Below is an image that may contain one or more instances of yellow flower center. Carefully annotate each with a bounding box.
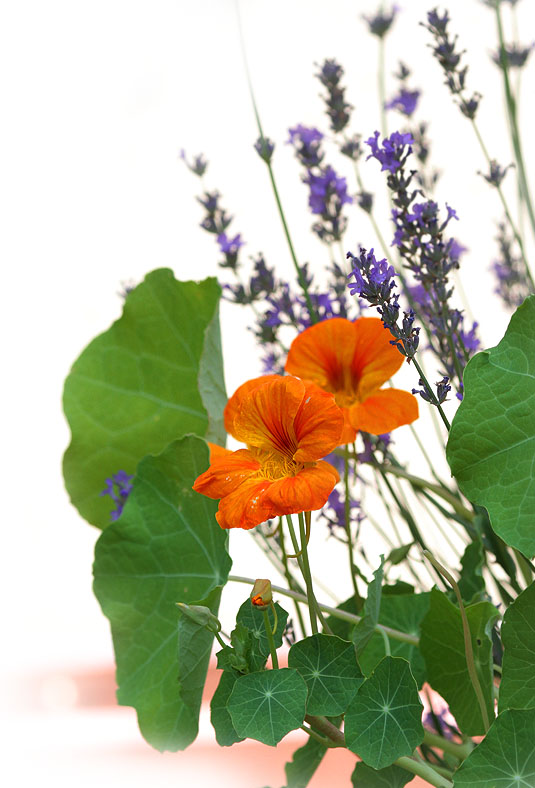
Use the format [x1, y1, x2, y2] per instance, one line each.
[258, 454, 305, 481]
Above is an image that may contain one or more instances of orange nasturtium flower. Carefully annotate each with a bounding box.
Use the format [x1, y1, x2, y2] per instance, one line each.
[193, 375, 344, 530]
[285, 316, 419, 444]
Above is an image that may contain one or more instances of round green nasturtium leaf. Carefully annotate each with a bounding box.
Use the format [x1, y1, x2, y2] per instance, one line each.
[499, 581, 535, 713]
[447, 296, 535, 557]
[63, 270, 226, 528]
[236, 599, 288, 659]
[357, 592, 430, 688]
[210, 671, 244, 747]
[288, 633, 364, 715]
[351, 761, 415, 787]
[344, 656, 423, 770]
[453, 709, 535, 787]
[227, 668, 308, 747]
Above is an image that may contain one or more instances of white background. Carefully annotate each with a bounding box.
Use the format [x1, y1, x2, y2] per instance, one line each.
[2, 0, 534, 785]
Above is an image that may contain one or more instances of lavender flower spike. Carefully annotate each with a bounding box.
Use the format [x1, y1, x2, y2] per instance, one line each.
[366, 130, 415, 173]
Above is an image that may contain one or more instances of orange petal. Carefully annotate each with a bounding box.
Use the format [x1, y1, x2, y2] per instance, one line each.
[353, 317, 404, 401]
[207, 442, 231, 462]
[264, 461, 339, 514]
[229, 376, 305, 456]
[224, 375, 282, 439]
[285, 318, 357, 392]
[339, 408, 357, 445]
[192, 448, 260, 499]
[293, 380, 344, 462]
[348, 388, 419, 435]
[216, 477, 275, 530]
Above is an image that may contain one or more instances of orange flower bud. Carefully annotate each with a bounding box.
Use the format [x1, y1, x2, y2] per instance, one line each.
[250, 578, 273, 609]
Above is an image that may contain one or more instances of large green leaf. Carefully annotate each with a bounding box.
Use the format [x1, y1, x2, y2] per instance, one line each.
[453, 709, 535, 787]
[288, 633, 364, 715]
[447, 296, 535, 557]
[420, 589, 498, 736]
[228, 668, 308, 746]
[499, 581, 535, 713]
[351, 761, 415, 787]
[344, 656, 424, 770]
[458, 538, 486, 604]
[93, 436, 231, 751]
[63, 270, 225, 528]
[284, 736, 328, 788]
[358, 593, 430, 687]
[210, 671, 244, 747]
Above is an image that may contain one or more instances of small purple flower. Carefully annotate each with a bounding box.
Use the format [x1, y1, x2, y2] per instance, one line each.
[287, 124, 325, 168]
[303, 166, 352, 215]
[100, 470, 134, 521]
[347, 248, 396, 300]
[459, 322, 480, 353]
[320, 487, 364, 533]
[362, 4, 399, 38]
[492, 42, 535, 69]
[385, 88, 421, 117]
[254, 136, 275, 163]
[217, 233, 244, 255]
[479, 159, 513, 188]
[179, 149, 208, 177]
[366, 130, 414, 174]
[412, 376, 451, 404]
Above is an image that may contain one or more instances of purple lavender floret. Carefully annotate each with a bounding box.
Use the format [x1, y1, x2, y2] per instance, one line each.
[304, 166, 352, 214]
[362, 4, 399, 38]
[254, 136, 275, 163]
[217, 232, 244, 271]
[385, 88, 421, 117]
[315, 58, 352, 133]
[492, 42, 535, 69]
[179, 149, 208, 177]
[366, 130, 414, 174]
[287, 124, 325, 168]
[100, 470, 134, 521]
[303, 166, 352, 242]
[412, 375, 451, 404]
[320, 487, 364, 534]
[347, 248, 396, 302]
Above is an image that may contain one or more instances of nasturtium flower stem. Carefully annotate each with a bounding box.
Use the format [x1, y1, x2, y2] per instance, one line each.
[262, 607, 279, 669]
[278, 518, 307, 638]
[298, 512, 319, 634]
[286, 514, 317, 634]
[423, 730, 473, 762]
[424, 551, 492, 734]
[299, 724, 332, 748]
[344, 447, 362, 610]
[214, 630, 227, 650]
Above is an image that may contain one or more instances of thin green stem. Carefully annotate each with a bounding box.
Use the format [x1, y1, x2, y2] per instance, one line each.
[470, 117, 534, 290]
[278, 518, 307, 637]
[298, 512, 318, 634]
[286, 514, 318, 634]
[412, 357, 451, 431]
[424, 552, 492, 733]
[214, 630, 227, 650]
[234, 1, 318, 319]
[378, 35, 387, 139]
[423, 730, 473, 761]
[373, 462, 474, 522]
[228, 575, 419, 646]
[262, 607, 279, 669]
[495, 4, 535, 249]
[394, 757, 453, 788]
[379, 627, 391, 657]
[344, 447, 361, 608]
[299, 724, 332, 747]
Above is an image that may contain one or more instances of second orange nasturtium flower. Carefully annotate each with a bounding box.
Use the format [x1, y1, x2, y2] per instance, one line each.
[193, 375, 344, 530]
[285, 316, 419, 444]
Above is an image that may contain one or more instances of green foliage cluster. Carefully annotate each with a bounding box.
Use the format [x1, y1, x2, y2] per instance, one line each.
[63, 275, 535, 786]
